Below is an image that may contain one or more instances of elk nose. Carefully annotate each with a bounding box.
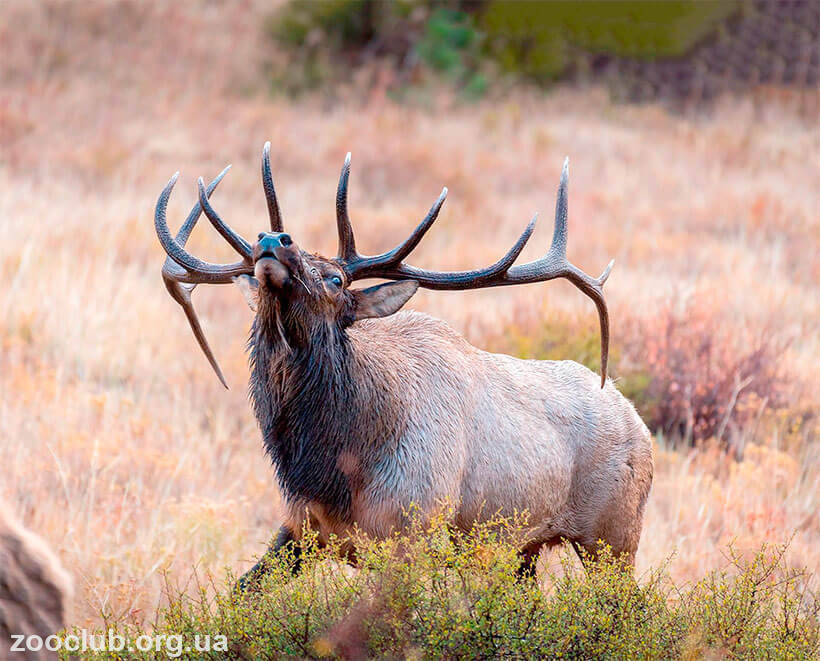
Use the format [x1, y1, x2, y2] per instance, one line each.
[257, 232, 293, 252]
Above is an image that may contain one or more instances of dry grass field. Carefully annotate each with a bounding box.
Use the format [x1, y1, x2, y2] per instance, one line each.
[1, 1, 817, 632]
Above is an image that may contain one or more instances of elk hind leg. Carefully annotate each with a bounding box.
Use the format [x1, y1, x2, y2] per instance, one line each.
[516, 541, 544, 580]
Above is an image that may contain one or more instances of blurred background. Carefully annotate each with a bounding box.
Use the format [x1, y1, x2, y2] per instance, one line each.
[1, 0, 817, 629]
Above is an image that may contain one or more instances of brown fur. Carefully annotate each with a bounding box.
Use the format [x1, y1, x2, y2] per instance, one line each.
[0, 502, 72, 660]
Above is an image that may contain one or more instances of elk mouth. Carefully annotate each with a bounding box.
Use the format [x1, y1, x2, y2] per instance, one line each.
[255, 254, 290, 289]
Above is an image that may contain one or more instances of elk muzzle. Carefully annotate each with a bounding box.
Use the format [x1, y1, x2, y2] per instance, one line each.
[254, 232, 299, 288]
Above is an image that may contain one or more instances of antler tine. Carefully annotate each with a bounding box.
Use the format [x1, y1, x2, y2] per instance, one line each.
[339, 187, 448, 279]
[336, 152, 356, 260]
[368, 212, 538, 288]
[160, 168, 232, 286]
[333, 153, 452, 278]
[176, 165, 231, 245]
[504, 157, 613, 387]
[382, 187, 448, 265]
[160, 169, 234, 388]
[337, 176, 538, 287]
[162, 272, 229, 389]
[551, 157, 569, 256]
[197, 177, 252, 259]
[262, 141, 284, 232]
[563, 262, 612, 389]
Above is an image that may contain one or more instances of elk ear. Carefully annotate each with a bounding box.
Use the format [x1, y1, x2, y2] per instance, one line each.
[352, 281, 419, 321]
[233, 274, 259, 312]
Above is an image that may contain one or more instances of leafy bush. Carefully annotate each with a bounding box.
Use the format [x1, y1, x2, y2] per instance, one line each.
[623, 299, 788, 449]
[66, 515, 817, 660]
[480, 1, 738, 82]
[265, 0, 740, 96]
[416, 8, 487, 97]
[683, 543, 820, 659]
[483, 297, 791, 451]
[265, 0, 424, 94]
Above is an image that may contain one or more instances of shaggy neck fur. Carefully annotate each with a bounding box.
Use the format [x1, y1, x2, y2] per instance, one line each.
[248, 292, 400, 521]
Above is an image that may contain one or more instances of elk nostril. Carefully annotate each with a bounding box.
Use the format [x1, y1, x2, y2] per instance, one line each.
[279, 233, 292, 247]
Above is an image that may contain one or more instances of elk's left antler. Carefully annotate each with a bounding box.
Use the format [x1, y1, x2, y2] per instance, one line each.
[333, 156, 613, 387]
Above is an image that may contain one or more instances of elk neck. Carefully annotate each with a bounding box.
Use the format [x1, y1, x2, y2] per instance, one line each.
[247, 294, 401, 522]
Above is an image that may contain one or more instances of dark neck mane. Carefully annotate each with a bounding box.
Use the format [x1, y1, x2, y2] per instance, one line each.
[248, 300, 400, 520]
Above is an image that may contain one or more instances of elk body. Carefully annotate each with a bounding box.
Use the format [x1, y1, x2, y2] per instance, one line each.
[154, 145, 653, 584]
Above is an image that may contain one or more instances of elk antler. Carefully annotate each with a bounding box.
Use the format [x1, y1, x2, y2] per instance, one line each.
[155, 153, 269, 386]
[334, 156, 613, 387]
[262, 141, 284, 232]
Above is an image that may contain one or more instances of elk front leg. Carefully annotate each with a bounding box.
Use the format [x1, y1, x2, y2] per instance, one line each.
[236, 525, 303, 592]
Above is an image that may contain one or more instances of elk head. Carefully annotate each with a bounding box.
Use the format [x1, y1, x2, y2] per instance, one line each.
[154, 143, 614, 388]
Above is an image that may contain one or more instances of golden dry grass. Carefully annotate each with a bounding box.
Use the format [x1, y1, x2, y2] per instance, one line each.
[1, 1, 817, 629]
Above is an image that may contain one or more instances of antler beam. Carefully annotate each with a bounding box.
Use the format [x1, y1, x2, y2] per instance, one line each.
[334, 156, 613, 387]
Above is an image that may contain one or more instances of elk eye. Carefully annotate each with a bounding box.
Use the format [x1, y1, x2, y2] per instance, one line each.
[330, 276, 342, 288]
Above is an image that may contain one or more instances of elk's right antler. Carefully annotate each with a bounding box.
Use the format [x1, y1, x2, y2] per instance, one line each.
[154, 140, 286, 387]
[334, 156, 613, 387]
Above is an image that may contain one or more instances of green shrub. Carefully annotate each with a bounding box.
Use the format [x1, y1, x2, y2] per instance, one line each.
[623, 300, 789, 448]
[265, 0, 420, 95]
[265, 1, 740, 96]
[684, 543, 820, 659]
[417, 9, 475, 72]
[485, 301, 791, 450]
[480, 1, 738, 82]
[64, 515, 817, 660]
[269, 0, 414, 51]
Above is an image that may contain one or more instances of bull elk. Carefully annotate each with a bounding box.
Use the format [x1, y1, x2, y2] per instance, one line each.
[153, 144, 653, 585]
